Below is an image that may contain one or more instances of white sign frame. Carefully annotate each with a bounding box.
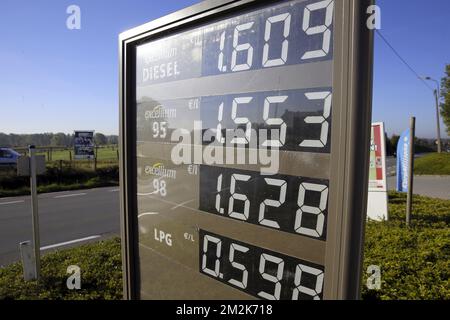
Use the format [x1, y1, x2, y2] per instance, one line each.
[367, 122, 389, 220]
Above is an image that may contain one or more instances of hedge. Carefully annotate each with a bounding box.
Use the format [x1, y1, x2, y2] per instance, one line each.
[0, 238, 122, 300]
[362, 192, 449, 300]
[0, 166, 119, 197]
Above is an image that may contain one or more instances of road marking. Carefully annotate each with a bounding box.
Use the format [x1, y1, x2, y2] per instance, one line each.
[171, 199, 195, 210]
[109, 189, 120, 192]
[0, 200, 25, 206]
[40, 235, 101, 251]
[54, 193, 87, 199]
[138, 212, 159, 218]
[137, 191, 158, 196]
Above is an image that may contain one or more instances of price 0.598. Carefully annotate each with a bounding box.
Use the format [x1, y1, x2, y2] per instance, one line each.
[200, 230, 325, 300]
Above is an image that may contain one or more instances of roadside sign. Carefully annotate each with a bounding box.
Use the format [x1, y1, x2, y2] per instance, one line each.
[367, 122, 388, 220]
[120, 0, 374, 300]
[74, 131, 95, 160]
[17, 155, 46, 177]
[19, 241, 37, 281]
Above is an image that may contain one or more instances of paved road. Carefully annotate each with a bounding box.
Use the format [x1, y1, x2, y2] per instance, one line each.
[386, 156, 397, 177]
[384, 156, 450, 199]
[387, 175, 450, 200]
[0, 187, 120, 267]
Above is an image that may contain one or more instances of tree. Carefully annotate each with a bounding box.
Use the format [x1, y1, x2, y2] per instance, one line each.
[0, 133, 10, 147]
[440, 64, 450, 135]
[94, 133, 108, 146]
[390, 134, 400, 153]
[385, 133, 394, 156]
[107, 135, 119, 145]
[50, 133, 69, 146]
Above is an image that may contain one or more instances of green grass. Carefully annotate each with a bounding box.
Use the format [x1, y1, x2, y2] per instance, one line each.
[35, 146, 119, 162]
[0, 193, 448, 300]
[0, 238, 122, 300]
[414, 152, 450, 175]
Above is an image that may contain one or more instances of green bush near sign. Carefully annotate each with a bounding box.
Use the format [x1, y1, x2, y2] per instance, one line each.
[0, 166, 119, 198]
[363, 192, 449, 300]
[0, 238, 122, 300]
[0, 193, 448, 300]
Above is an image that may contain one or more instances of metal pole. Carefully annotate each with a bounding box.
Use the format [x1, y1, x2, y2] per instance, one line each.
[434, 89, 442, 153]
[29, 145, 41, 279]
[406, 117, 416, 227]
[422, 77, 442, 153]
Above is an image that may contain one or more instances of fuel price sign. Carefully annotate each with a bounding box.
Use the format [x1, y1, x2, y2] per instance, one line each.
[120, 0, 374, 300]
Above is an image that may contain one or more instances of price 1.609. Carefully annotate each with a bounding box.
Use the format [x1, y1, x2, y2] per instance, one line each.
[213, 0, 334, 74]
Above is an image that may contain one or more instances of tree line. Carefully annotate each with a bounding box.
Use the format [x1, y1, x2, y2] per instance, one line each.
[1, 131, 443, 154]
[386, 134, 444, 156]
[0, 133, 118, 148]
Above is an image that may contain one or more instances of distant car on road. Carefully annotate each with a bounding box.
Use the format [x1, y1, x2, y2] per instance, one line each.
[0, 148, 21, 167]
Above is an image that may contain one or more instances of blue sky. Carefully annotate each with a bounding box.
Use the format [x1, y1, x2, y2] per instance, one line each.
[0, 0, 449, 138]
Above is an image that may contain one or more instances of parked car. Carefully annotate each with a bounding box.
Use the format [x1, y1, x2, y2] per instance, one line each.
[0, 148, 21, 167]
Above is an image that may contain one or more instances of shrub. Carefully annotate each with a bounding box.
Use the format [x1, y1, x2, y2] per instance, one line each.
[0, 166, 119, 197]
[362, 192, 450, 300]
[0, 238, 122, 300]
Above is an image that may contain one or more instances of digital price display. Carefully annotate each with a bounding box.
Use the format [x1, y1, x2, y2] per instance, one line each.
[120, 0, 374, 300]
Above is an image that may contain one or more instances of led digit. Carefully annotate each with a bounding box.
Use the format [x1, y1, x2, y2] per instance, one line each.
[201, 234, 222, 278]
[299, 91, 332, 148]
[230, 97, 253, 145]
[228, 243, 250, 289]
[301, 0, 334, 60]
[262, 13, 291, 67]
[218, 31, 227, 72]
[258, 253, 284, 300]
[231, 22, 254, 72]
[295, 183, 328, 238]
[292, 264, 324, 300]
[262, 96, 288, 147]
[258, 178, 287, 229]
[228, 174, 251, 221]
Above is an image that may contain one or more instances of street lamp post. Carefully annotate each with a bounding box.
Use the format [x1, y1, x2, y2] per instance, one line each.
[421, 76, 442, 153]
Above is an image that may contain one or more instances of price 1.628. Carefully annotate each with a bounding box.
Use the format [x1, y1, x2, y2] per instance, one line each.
[199, 166, 329, 240]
